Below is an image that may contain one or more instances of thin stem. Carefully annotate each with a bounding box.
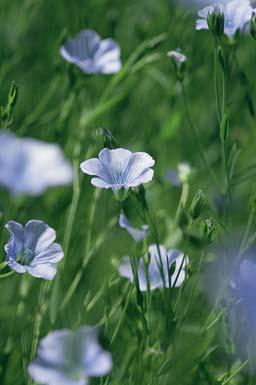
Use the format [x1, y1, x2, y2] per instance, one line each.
[180, 81, 221, 192]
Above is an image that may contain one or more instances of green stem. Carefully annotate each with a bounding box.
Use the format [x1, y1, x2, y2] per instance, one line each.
[181, 81, 221, 192]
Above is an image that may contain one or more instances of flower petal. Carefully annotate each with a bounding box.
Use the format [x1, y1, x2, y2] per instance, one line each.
[31, 243, 64, 266]
[76, 326, 112, 377]
[7, 259, 26, 273]
[125, 169, 154, 188]
[29, 361, 86, 385]
[119, 212, 148, 242]
[24, 220, 56, 254]
[26, 264, 57, 280]
[5, 220, 24, 255]
[80, 158, 103, 176]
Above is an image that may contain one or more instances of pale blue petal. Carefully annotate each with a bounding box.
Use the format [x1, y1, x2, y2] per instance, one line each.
[37, 330, 73, 365]
[24, 220, 56, 254]
[124, 152, 155, 184]
[76, 327, 113, 377]
[100, 60, 122, 74]
[26, 264, 57, 280]
[31, 243, 64, 266]
[29, 362, 86, 385]
[5, 220, 24, 256]
[119, 212, 148, 242]
[119, 256, 134, 282]
[125, 169, 154, 188]
[91, 177, 112, 189]
[7, 259, 26, 274]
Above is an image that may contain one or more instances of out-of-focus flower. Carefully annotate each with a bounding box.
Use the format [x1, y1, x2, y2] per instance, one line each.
[60, 29, 121, 75]
[28, 326, 112, 385]
[0, 131, 73, 196]
[196, 0, 253, 37]
[165, 162, 191, 187]
[119, 244, 189, 291]
[167, 49, 187, 80]
[167, 49, 187, 66]
[5, 220, 63, 280]
[80, 148, 155, 192]
[119, 212, 148, 242]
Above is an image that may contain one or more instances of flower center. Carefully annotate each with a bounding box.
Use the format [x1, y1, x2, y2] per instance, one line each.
[16, 248, 34, 265]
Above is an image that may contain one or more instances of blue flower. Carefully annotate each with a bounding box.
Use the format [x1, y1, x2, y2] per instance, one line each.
[5, 220, 64, 280]
[196, 0, 253, 37]
[0, 131, 73, 196]
[119, 244, 189, 291]
[119, 212, 148, 242]
[28, 326, 112, 385]
[80, 148, 155, 192]
[60, 29, 121, 75]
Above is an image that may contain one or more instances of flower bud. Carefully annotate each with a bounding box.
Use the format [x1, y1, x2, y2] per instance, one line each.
[207, 7, 225, 37]
[167, 49, 187, 81]
[220, 113, 229, 143]
[96, 127, 118, 149]
[0, 81, 18, 128]
[189, 190, 206, 220]
[250, 12, 256, 41]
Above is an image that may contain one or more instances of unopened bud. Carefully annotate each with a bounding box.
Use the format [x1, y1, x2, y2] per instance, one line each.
[207, 7, 225, 37]
[96, 127, 118, 149]
[189, 190, 206, 220]
[220, 113, 229, 143]
[251, 12, 256, 40]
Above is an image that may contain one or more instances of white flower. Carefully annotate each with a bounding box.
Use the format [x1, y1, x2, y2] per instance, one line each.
[0, 131, 73, 196]
[196, 0, 253, 37]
